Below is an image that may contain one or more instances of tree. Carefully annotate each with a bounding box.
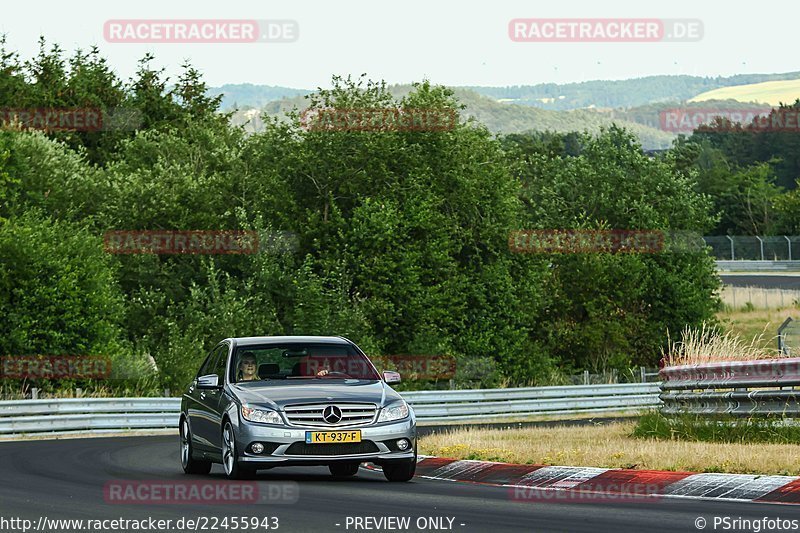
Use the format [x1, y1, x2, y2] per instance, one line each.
[511, 127, 720, 371]
[669, 138, 782, 235]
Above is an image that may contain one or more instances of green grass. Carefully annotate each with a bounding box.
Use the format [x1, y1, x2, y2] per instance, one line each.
[633, 411, 800, 445]
[716, 303, 798, 353]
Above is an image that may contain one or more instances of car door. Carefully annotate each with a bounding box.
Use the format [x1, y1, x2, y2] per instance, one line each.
[191, 343, 228, 452]
[204, 342, 231, 452]
[185, 347, 216, 451]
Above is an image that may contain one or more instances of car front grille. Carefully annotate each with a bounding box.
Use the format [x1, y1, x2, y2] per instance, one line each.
[283, 403, 377, 427]
[285, 441, 380, 456]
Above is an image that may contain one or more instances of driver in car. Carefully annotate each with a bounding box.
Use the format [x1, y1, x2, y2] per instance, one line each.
[237, 352, 258, 381]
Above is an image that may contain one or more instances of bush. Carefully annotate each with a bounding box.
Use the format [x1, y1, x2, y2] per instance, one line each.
[0, 213, 157, 394]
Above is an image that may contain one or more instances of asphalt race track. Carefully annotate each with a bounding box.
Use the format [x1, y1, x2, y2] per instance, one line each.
[720, 274, 800, 289]
[2, 436, 800, 532]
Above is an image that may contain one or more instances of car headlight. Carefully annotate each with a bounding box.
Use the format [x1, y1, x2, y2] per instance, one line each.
[241, 405, 284, 425]
[377, 401, 409, 423]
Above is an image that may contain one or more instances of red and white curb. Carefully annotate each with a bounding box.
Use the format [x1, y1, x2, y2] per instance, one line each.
[394, 457, 800, 504]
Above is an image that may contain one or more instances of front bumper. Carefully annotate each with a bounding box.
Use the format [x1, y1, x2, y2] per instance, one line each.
[235, 417, 416, 466]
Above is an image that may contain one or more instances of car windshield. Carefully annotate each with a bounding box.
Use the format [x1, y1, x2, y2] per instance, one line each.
[231, 343, 380, 383]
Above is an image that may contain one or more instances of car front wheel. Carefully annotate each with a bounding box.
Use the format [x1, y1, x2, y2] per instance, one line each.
[382, 459, 416, 482]
[180, 418, 212, 475]
[329, 463, 360, 477]
[222, 421, 255, 480]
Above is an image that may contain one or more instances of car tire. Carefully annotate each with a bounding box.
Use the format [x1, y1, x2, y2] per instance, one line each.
[382, 459, 416, 482]
[221, 421, 256, 480]
[180, 418, 212, 475]
[329, 463, 360, 477]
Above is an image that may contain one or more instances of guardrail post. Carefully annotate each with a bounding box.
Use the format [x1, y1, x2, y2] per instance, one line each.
[727, 235, 735, 260]
[640, 366, 647, 383]
[31, 387, 38, 400]
[786, 236, 792, 261]
[76, 388, 82, 398]
[756, 236, 764, 261]
[778, 317, 794, 355]
[583, 370, 589, 385]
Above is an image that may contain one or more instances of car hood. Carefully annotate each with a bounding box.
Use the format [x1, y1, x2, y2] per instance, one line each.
[229, 380, 402, 410]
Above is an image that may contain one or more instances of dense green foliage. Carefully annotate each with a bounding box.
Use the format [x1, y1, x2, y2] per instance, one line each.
[0, 41, 722, 393]
[660, 102, 800, 235]
[503, 129, 720, 371]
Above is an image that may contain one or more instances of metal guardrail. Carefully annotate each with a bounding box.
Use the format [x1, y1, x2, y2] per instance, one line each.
[0, 383, 661, 436]
[660, 358, 800, 416]
[0, 398, 181, 435]
[402, 383, 660, 422]
[716, 260, 800, 272]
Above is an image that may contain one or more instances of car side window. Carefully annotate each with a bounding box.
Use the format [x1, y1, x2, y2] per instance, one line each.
[211, 344, 229, 383]
[198, 347, 219, 378]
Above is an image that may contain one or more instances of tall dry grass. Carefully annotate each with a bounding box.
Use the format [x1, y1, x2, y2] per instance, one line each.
[663, 323, 781, 367]
[418, 423, 800, 475]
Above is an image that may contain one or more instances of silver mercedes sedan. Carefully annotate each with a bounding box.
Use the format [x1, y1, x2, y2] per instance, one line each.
[179, 336, 417, 481]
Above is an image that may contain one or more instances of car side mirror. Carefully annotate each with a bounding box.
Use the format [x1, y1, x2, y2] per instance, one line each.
[383, 371, 401, 384]
[197, 374, 220, 388]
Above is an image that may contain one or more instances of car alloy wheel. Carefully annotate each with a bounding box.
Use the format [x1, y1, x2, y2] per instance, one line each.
[180, 418, 211, 475]
[222, 423, 236, 476]
[222, 421, 255, 479]
[181, 419, 190, 468]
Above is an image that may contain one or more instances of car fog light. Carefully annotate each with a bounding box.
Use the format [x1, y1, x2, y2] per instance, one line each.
[251, 442, 265, 454]
[397, 438, 410, 451]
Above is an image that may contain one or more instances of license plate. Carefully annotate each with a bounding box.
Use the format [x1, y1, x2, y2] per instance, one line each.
[305, 430, 362, 444]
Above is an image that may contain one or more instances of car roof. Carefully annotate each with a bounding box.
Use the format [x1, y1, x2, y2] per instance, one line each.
[228, 336, 351, 347]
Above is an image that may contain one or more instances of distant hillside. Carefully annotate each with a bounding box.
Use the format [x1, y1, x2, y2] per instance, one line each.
[211, 74, 800, 149]
[607, 100, 773, 131]
[228, 86, 677, 150]
[209, 72, 800, 115]
[689, 79, 800, 106]
[208, 83, 311, 110]
[464, 72, 800, 110]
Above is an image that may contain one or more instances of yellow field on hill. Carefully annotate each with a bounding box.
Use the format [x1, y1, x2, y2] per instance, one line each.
[690, 79, 800, 106]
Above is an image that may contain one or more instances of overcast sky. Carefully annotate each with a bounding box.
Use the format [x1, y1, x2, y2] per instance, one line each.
[2, 0, 796, 89]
